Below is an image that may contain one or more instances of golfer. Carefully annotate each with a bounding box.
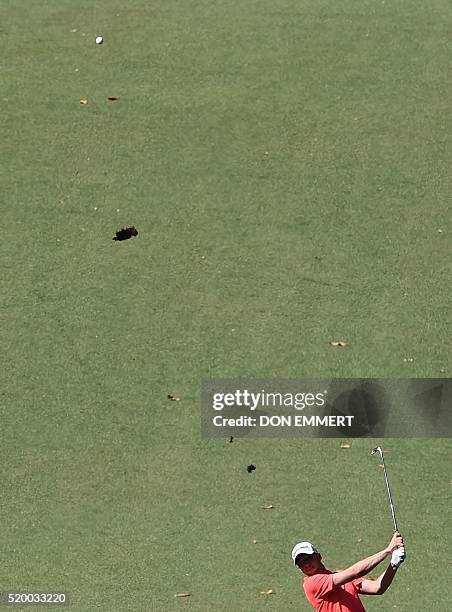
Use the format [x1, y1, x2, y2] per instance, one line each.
[291, 532, 405, 611]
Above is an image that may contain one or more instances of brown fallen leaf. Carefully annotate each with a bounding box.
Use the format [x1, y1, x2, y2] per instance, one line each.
[175, 592, 191, 598]
[261, 504, 274, 510]
[260, 589, 274, 595]
[340, 443, 351, 449]
[79, 99, 88, 105]
[167, 394, 180, 401]
[330, 340, 347, 347]
[107, 96, 119, 101]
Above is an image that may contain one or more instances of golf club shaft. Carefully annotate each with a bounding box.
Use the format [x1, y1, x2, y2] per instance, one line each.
[372, 447, 399, 532]
[381, 461, 398, 532]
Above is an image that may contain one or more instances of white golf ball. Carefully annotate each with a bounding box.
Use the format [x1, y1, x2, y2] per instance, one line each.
[95, 35, 104, 45]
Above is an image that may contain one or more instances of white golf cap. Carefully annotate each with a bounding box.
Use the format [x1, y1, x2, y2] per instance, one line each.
[291, 541, 319, 565]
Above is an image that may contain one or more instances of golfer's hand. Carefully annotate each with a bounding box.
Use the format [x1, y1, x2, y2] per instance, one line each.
[391, 546, 406, 568]
[386, 532, 404, 553]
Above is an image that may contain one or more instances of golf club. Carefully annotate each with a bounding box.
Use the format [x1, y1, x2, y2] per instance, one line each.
[371, 446, 399, 532]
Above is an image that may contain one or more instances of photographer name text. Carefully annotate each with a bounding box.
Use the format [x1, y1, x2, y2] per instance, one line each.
[212, 414, 354, 428]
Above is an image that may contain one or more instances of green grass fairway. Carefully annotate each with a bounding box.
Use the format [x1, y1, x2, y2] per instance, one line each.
[0, 0, 450, 610]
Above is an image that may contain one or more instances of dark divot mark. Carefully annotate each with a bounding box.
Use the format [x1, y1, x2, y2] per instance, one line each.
[113, 226, 138, 241]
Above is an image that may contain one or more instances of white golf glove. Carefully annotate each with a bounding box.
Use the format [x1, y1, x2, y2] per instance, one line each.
[391, 546, 406, 568]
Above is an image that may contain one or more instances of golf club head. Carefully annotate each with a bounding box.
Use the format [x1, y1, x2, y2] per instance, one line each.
[371, 446, 383, 457]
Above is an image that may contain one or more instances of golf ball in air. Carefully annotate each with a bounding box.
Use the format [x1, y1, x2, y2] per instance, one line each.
[95, 35, 104, 45]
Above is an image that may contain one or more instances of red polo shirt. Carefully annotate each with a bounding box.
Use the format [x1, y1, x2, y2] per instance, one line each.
[303, 571, 366, 611]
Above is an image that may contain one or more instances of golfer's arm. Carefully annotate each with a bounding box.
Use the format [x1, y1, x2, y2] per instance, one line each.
[378, 563, 399, 593]
[360, 564, 398, 595]
[332, 549, 390, 587]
